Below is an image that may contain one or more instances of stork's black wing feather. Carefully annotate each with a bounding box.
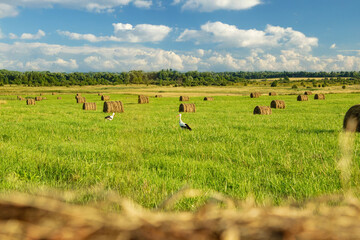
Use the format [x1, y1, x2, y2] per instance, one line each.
[185, 124, 192, 131]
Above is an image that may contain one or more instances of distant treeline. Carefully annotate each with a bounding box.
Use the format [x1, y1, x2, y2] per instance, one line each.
[1, 69, 360, 87]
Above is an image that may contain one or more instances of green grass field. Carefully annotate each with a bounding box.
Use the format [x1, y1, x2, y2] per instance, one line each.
[1, 89, 360, 210]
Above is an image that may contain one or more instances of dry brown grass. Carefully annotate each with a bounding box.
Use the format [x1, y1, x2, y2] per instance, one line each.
[0, 100, 7, 104]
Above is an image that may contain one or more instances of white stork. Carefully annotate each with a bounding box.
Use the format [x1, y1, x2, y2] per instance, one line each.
[105, 112, 115, 121]
[178, 114, 192, 131]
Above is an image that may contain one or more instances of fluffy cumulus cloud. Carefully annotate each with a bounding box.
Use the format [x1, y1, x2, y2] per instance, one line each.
[58, 22, 171, 43]
[0, 0, 153, 17]
[0, 42, 359, 72]
[178, 21, 318, 52]
[173, 0, 261, 12]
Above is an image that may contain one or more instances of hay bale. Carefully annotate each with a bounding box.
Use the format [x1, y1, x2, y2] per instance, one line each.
[40, 93, 44, 96]
[155, 95, 163, 98]
[138, 95, 149, 104]
[253, 106, 272, 115]
[250, 92, 261, 98]
[343, 105, 360, 132]
[297, 95, 308, 101]
[180, 96, 190, 101]
[103, 101, 124, 113]
[26, 99, 36, 105]
[179, 103, 196, 113]
[101, 95, 110, 101]
[57, 97, 62, 100]
[35, 96, 42, 101]
[270, 100, 286, 109]
[204, 97, 214, 101]
[314, 94, 325, 100]
[269, 92, 277, 96]
[98, 93, 103, 96]
[17, 96, 25, 100]
[76, 96, 86, 103]
[42, 97, 47, 100]
[83, 102, 96, 111]
[52, 92, 56, 95]
[304, 91, 313, 95]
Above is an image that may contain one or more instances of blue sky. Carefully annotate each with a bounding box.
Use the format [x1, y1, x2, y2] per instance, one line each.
[0, 0, 359, 72]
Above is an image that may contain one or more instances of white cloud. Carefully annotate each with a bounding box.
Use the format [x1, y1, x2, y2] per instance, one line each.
[173, 0, 261, 12]
[330, 43, 336, 49]
[178, 22, 318, 51]
[20, 30, 46, 40]
[133, 0, 152, 8]
[0, 3, 18, 18]
[59, 22, 171, 43]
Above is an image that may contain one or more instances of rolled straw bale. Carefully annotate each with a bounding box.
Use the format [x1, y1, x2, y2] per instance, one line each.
[270, 100, 286, 109]
[155, 95, 163, 98]
[250, 92, 261, 98]
[304, 91, 313, 95]
[17, 96, 25, 100]
[204, 97, 214, 101]
[103, 101, 124, 113]
[57, 97, 62, 100]
[180, 96, 190, 101]
[101, 95, 110, 101]
[35, 96, 42, 101]
[138, 95, 149, 104]
[52, 92, 56, 95]
[179, 103, 196, 113]
[40, 93, 43, 96]
[343, 105, 360, 132]
[314, 94, 325, 100]
[74, 93, 81, 99]
[98, 93, 103, 96]
[26, 99, 36, 105]
[253, 106, 272, 115]
[42, 97, 47, 100]
[76, 96, 86, 103]
[269, 92, 277, 96]
[297, 95, 308, 101]
[83, 102, 96, 111]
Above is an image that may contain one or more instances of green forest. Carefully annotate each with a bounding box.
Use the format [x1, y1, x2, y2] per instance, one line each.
[1, 69, 360, 87]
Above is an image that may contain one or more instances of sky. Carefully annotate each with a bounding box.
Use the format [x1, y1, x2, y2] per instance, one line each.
[0, 0, 359, 72]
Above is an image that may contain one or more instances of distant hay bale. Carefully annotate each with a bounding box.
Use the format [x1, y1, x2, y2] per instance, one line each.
[52, 92, 56, 95]
[138, 95, 149, 104]
[42, 97, 47, 100]
[26, 99, 35, 105]
[83, 102, 96, 111]
[0, 100, 7, 104]
[314, 94, 325, 100]
[253, 106, 272, 115]
[270, 100, 286, 109]
[343, 105, 360, 132]
[204, 97, 214, 101]
[269, 92, 277, 96]
[103, 101, 124, 113]
[57, 97, 62, 100]
[101, 95, 110, 101]
[250, 92, 261, 98]
[297, 95, 308, 101]
[304, 91, 313, 95]
[17, 96, 25, 100]
[40, 93, 44, 96]
[35, 96, 42, 101]
[180, 96, 190, 101]
[98, 93, 103, 96]
[76, 96, 86, 103]
[179, 103, 196, 113]
[155, 95, 163, 98]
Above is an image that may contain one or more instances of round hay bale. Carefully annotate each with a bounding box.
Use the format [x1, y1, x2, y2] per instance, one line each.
[83, 102, 97, 111]
[179, 103, 196, 113]
[98, 93, 102, 96]
[35, 96, 42, 101]
[180, 96, 190, 101]
[253, 106, 272, 115]
[26, 99, 36, 105]
[250, 92, 261, 98]
[269, 92, 277, 96]
[270, 100, 286, 109]
[101, 95, 110, 101]
[138, 95, 149, 104]
[17, 96, 25, 100]
[204, 97, 214, 101]
[40, 93, 43, 96]
[297, 95, 308, 101]
[52, 92, 56, 95]
[155, 95, 163, 98]
[314, 94, 325, 100]
[42, 97, 47, 100]
[103, 101, 124, 113]
[304, 91, 313, 95]
[76, 96, 86, 103]
[343, 105, 360, 132]
[57, 97, 62, 100]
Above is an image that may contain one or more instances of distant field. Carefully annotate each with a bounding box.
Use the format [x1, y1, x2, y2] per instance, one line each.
[1, 86, 360, 210]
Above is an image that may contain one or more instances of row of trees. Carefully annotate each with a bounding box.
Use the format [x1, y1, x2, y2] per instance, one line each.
[0, 69, 360, 87]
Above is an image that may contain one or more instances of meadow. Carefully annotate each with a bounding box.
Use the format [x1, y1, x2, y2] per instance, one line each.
[1, 85, 360, 210]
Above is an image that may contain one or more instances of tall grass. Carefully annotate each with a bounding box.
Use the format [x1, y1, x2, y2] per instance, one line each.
[0, 91, 360, 209]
